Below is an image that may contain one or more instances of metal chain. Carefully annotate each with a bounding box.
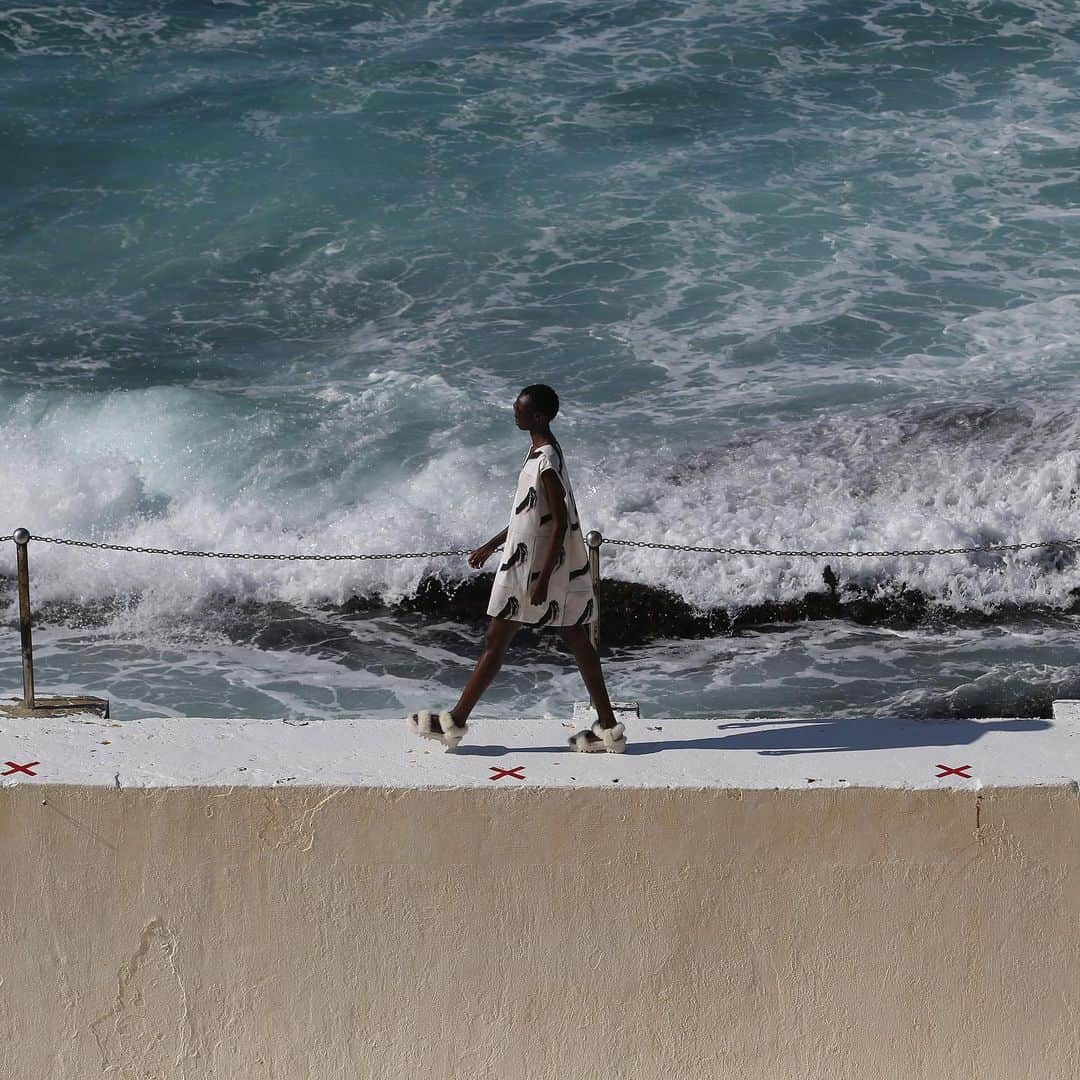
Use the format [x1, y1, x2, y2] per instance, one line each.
[8, 531, 1080, 560]
[603, 536, 1080, 557]
[23, 534, 474, 560]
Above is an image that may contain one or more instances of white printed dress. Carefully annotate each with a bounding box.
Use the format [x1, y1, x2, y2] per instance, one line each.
[486, 438, 597, 628]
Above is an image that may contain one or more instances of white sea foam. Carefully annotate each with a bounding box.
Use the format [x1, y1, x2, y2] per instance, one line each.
[3, 381, 1080, 623]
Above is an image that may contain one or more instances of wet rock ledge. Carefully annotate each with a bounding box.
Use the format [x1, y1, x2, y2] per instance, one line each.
[4, 570, 1078, 651]
[327, 569, 1080, 648]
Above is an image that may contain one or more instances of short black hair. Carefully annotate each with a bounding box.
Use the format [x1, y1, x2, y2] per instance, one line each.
[518, 383, 559, 420]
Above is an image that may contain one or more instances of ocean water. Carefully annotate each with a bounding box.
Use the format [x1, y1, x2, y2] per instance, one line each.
[3, 0, 1080, 723]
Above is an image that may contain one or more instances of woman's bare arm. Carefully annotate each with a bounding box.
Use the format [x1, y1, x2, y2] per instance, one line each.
[485, 525, 509, 549]
[537, 470, 568, 578]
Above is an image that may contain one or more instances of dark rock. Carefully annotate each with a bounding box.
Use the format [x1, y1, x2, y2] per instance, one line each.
[317, 569, 981, 648]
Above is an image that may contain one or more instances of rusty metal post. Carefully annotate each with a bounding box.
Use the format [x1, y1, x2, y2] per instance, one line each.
[13, 528, 35, 709]
[585, 530, 603, 707]
[1, 527, 109, 721]
[585, 530, 602, 653]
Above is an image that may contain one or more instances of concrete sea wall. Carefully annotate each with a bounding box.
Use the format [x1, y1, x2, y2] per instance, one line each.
[3, 711, 1080, 1078]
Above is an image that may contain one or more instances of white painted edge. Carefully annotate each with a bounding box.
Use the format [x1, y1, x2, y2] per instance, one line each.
[1, 706, 1077, 790]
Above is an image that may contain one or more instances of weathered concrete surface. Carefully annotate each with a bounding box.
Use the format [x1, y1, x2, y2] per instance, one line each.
[0, 710, 1073, 789]
[2, 711, 1080, 1078]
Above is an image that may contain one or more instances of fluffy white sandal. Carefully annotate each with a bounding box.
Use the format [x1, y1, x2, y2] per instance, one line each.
[568, 719, 627, 754]
[406, 709, 468, 752]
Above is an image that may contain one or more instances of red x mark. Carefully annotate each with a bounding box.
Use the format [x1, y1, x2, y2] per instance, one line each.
[3, 761, 39, 776]
[936, 764, 972, 779]
[489, 765, 525, 781]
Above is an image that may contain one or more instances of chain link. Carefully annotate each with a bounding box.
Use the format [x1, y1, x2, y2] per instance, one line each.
[7, 531, 1080, 560]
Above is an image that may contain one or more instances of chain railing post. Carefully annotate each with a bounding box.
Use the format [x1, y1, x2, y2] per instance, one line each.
[1, 527, 110, 720]
[585, 531, 603, 708]
[13, 527, 35, 708]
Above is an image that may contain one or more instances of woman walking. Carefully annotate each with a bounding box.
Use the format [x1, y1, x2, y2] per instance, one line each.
[407, 384, 626, 754]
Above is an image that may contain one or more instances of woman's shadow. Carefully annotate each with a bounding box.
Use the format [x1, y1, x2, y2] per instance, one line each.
[458, 716, 1051, 756]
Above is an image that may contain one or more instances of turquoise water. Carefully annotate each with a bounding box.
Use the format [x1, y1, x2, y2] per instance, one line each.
[3, 1, 1080, 721]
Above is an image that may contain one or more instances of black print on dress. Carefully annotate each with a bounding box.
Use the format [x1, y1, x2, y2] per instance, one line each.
[539, 513, 552, 525]
[529, 570, 541, 581]
[573, 598, 594, 625]
[495, 596, 519, 620]
[569, 519, 580, 532]
[515, 487, 536, 514]
[499, 541, 528, 571]
[569, 558, 590, 580]
[533, 600, 559, 627]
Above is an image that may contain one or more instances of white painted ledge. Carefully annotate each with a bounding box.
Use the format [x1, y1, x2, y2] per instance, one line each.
[2, 702, 1079, 790]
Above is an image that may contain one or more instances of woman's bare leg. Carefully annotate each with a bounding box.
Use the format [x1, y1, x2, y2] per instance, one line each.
[557, 625, 618, 727]
[450, 618, 522, 723]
